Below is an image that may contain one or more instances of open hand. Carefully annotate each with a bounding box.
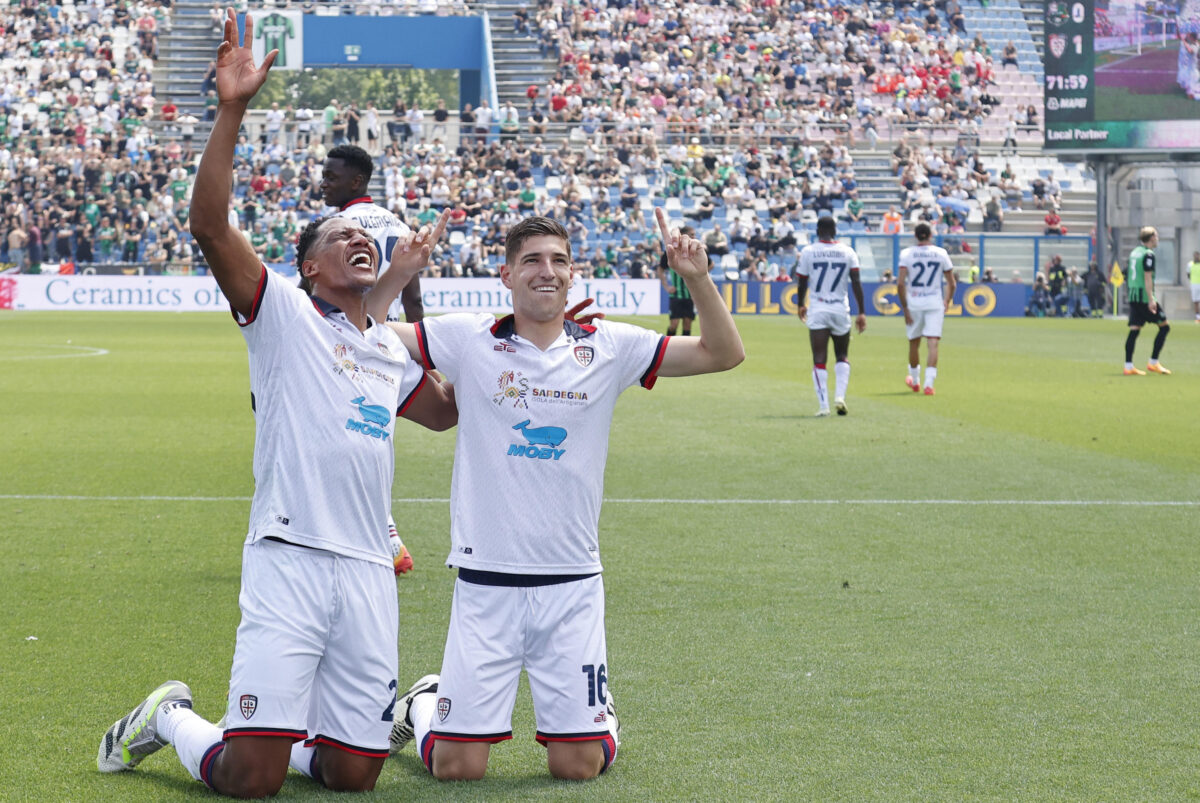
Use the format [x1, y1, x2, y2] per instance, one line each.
[215, 8, 276, 105]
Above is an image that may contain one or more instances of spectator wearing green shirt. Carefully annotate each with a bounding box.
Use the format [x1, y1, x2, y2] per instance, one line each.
[96, 216, 117, 263]
[843, 191, 867, 228]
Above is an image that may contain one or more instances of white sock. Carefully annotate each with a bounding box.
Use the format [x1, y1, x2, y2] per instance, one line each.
[411, 691, 437, 765]
[290, 741, 316, 778]
[1148, 358, 1159, 366]
[925, 366, 938, 389]
[909, 364, 920, 383]
[1125, 361, 1134, 370]
[812, 366, 828, 409]
[834, 361, 850, 400]
[160, 705, 223, 782]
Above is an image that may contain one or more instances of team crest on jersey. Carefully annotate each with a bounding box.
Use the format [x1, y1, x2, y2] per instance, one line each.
[493, 370, 529, 409]
[1048, 34, 1065, 59]
[375, 342, 391, 357]
[240, 694, 257, 719]
[573, 345, 594, 367]
[437, 697, 451, 722]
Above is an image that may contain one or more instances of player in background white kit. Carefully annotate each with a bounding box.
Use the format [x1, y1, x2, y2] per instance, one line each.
[897, 222, 957, 396]
[373, 210, 745, 782]
[795, 216, 866, 416]
[323, 143, 424, 575]
[96, 14, 456, 798]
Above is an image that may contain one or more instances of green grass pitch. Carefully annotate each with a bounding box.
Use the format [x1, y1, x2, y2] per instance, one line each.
[2, 311, 1198, 801]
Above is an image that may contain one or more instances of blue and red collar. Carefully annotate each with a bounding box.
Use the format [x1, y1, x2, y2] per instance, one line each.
[489, 314, 597, 340]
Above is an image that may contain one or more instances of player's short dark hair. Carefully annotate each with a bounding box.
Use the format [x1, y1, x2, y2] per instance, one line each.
[326, 144, 374, 182]
[816, 216, 837, 240]
[505, 215, 572, 265]
[914, 222, 932, 242]
[295, 216, 330, 295]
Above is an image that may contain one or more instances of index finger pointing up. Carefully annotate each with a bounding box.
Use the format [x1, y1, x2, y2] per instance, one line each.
[431, 208, 450, 245]
[655, 206, 673, 244]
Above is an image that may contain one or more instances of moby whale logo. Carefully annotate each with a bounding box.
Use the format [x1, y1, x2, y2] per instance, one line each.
[507, 419, 567, 461]
[346, 396, 391, 441]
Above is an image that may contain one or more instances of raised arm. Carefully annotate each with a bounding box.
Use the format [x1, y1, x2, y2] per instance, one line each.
[189, 9, 276, 319]
[654, 207, 745, 376]
[364, 209, 449, 324]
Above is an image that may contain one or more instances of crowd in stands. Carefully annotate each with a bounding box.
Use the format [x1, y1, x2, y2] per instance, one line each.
[0, 0, 174, 271]
[2, 0, 1079, 287]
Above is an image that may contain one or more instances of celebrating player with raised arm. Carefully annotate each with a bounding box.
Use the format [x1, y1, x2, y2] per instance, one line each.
[97, 11, 455, 798]
[381, 208, 743, 783]
[796, 216, 866, 416]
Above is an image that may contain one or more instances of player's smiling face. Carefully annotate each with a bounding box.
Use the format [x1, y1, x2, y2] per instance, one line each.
[501, 234, 573, 322]
[304, 218, 378, 295]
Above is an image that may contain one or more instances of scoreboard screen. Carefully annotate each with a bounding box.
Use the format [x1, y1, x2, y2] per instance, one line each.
[1044, 0, 1200, 153]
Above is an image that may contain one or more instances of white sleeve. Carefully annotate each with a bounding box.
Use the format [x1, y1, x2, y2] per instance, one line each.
[796, 247, 812, 277]
[415, 313, 491, 383]
[605, 320, 668, 391]
[237, 268, 304, 361]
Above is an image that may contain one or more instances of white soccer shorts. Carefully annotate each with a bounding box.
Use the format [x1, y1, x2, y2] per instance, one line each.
[225, 539, 398, 756]
[432, 574, 612, 743]
[1190, 284, 1200, 303]
[806, 306, 852, 336]
[906, 307, 945, 340]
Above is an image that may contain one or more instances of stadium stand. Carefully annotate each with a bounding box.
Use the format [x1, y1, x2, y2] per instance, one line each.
[1, 0, 1097, 287]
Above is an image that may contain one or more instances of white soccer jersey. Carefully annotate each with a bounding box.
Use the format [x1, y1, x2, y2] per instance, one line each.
[237, 268, 427, 566]
[898, 243, 954, 310]
[333, 197, 412, 321]
[797, 239, 860, 311]
[417, 313, 667, 574]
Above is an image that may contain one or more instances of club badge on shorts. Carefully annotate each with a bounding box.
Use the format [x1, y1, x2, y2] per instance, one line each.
[437, 697, 451, 722]
[240, 694, 258, 719]
[573, 345, 594, 367]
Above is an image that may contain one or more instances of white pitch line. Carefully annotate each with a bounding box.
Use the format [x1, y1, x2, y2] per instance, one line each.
[0, 344, 109, 361]
[0, 494, 1196, 507]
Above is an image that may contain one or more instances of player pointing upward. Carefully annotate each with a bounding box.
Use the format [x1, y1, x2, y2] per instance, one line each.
[897, 222, 956, 395]
[796, 216, 866, 416]
[379, 209, 744, 783]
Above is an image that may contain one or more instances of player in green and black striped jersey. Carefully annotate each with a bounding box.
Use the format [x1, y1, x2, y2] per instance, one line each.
[1123, 226, 1171, 375]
